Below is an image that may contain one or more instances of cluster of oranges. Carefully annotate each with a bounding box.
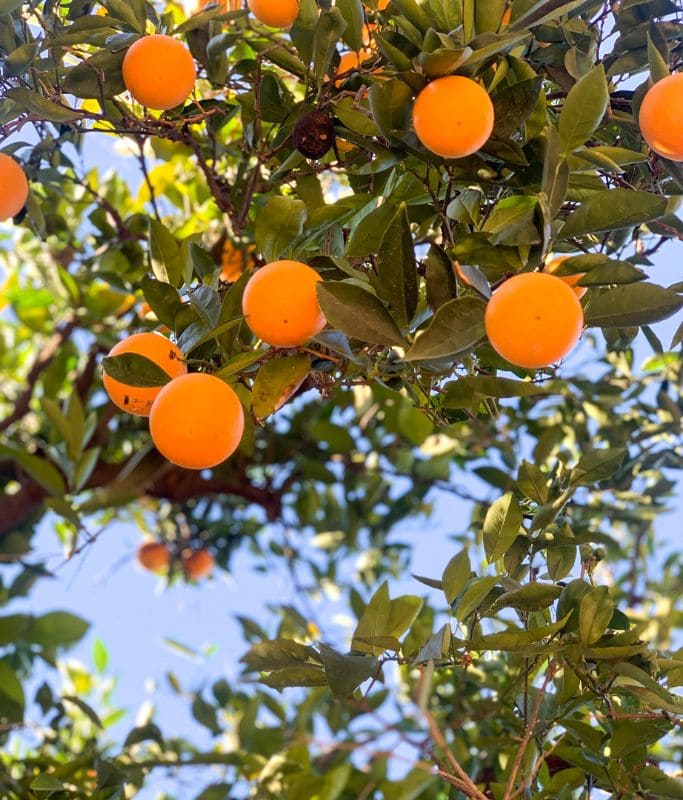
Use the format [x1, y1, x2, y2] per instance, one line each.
[137, 540, 215, 580]
[103, 260, 325, 471]
[3, 8, 683, 468]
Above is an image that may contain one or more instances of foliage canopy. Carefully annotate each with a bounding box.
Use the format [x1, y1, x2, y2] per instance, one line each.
[0, 0, 682, 798]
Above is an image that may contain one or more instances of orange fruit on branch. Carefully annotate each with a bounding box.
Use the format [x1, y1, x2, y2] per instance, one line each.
[247, 0, 298, 28]
[103, 332, 187, 417]
[0, 153, 29, 221]
[220, 241, 255, 282]
[545, 254, 587, 299]
[182, 548, 215, 579]
[137, 541, 171, 572]
[149, 373, 244, 469]
[638, 72, 683, 162]
[242, 259, 326, 347]
[484, 272, 584, 369]
[122, 34, 197, 111]
[412, 75, 495, 159]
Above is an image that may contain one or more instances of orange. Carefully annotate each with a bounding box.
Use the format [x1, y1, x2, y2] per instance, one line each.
[501, 4, 511, 26]
[484, 272, 584, 369]
[377, 0, 389, 8]
[220, 241, 254, 282]
[182, 548, 215, 579]
[103, 332, 187, 417]
[335, 52, 361, 87]
[0, 153, 29, 221]
[122, 34, 196, 111]
[197, 0, 241, 10]
[247, 0, 298, 27]
[545, 255, 586, 299]
[137, 541, 171, 572]
[638, 72, 683, 161]
[412, 76, 494, 159]
[242, 259, 326, 347]
[149, 373, 244, 469]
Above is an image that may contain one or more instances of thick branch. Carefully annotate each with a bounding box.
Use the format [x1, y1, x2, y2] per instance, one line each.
[0, 453, 282, 539]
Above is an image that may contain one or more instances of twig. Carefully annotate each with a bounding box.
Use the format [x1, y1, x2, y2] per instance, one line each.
[503, 659, 557, 799]
[424, 709, 490, 800]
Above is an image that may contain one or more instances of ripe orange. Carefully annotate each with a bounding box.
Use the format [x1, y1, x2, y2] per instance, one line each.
[545, 255, 587, 299]
[501, 4, 512, 26]
[376, 0, 389, 8]
[247, 0, 298, 27]
[182, 548, 215, 579]
[335, 51, 361, 87]
[197, 0, 241, 10]
[484, 272, 584, 369]
[137, 541, 171, 572]
[220, 241, 254, 283]
[242, 260, 326, 347]
[0, 153, 29, 221]
[122, 34, 197, 111]
[638, 72, 683, 161]
[149, 373, 244, 469]
[103, 332, 187, 417]
[412, 76, 494, 159]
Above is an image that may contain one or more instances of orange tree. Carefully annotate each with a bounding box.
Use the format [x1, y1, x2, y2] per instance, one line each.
[1, 0, 683, 797]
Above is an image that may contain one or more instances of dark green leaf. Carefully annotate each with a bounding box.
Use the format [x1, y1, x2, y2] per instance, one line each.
[561, 189, 667, 239]
[584, 284, 683, 328]
[405, 297, 486, 361]
[317, 281, 405, 347]
[101, 353, 174, 388]
[559, 65, 609, 153]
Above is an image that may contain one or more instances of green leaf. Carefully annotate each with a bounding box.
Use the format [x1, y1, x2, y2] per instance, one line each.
[336, 0, 364, 52]
[492, 77, 543, 137]
[482, 195, 540, 245]
[0, 660, 25, 723]
[454, 576, 499, 621]
[101, 353, 174, 388]
[442, 549, 472, 605]
[0, 614, 32, 646]
[413, 625, 452, 664]
[493, 582, 562, 612]
[584, 284, 683, 328]
[18, 454, 66, 496]
[508, 0, 591, 32]
[28, 612, 90, 649]
[251, 355, 311, 419]
[387, 595, 423, 638]
[149, 219, 183, 287]
[241, 639, 321, 671]
[368, 79, 413, 141]
[560, 189, 667, 239]
[483, 493, 523, 563]
[559, 65, 609, 153]
[313, 8, 347, 85]
[638, 766, 683, 800]
[319, 645, 378, 697]
[30, 774, 64, 794]
[4, 88, 81, 122]
[405, 297, 486, 361]
[372, 204, 418, 328]
[579, 586, 614, 645]
[63, 695, 104, 728]
[470, 613, 571, 651]
[424, 244, 457, 310]
[317, 282, 405, 347]
[255, 196, 307, 263]
[62, 47, 127, 99]
[93, 638, 109, 673]
[141, 274, 187, 329]
[259, 665, 328, 690]
[569, 447, 626, 486]
[516, 460, 549, 504]
[352, 582, 391, 655]
[418, 47, 472, 78]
